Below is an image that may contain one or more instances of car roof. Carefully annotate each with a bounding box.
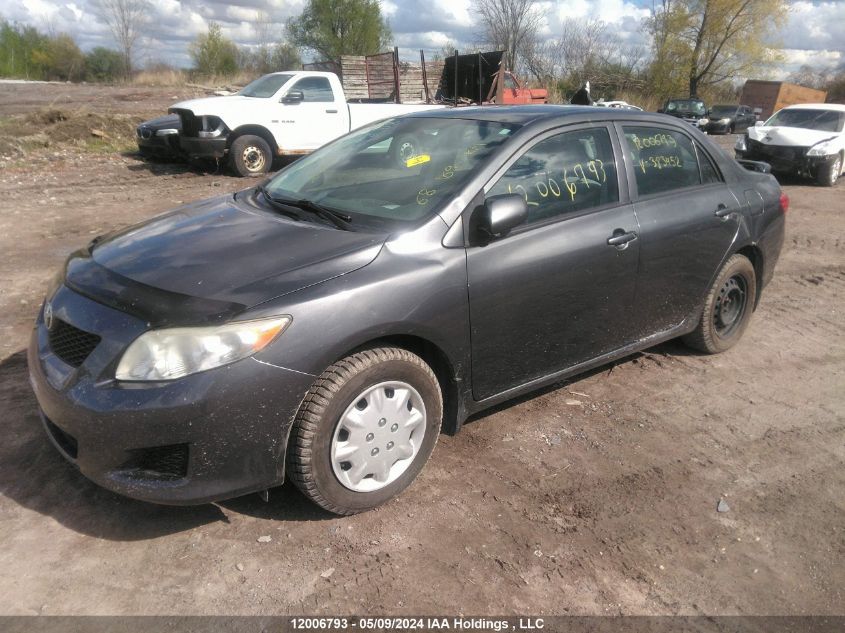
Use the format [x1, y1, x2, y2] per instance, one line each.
[405, 105, 676, 127]
[782, 103, 845, 112]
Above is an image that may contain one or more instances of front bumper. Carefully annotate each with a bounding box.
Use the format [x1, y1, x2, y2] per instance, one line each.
[27, 285, 314, 505]
[180, 136, 228, 160]
[738, 144, 836, 176]
[137, 127, 181, 156]
[706, 121, 732, 134]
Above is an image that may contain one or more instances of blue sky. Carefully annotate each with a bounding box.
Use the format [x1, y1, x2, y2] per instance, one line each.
[2, 0, 843, 77]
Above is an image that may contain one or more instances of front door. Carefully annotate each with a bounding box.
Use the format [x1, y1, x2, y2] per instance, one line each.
[466, 125, 640, 400]
[275, 76, 347, 152]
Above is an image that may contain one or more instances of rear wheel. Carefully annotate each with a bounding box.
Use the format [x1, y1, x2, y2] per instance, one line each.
[683, 254, 757, 354]
[816, 153, 842, 187]
[287, 348, 442, 515]
[230, 134, 272, 177]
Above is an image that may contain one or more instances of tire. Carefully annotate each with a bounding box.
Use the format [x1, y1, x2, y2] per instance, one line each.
[683, 254, 757, 354]
[287, 347, 442, 515]
[230, 134, 272, 177]
[816, 152, 842, 187]
[389, 134, 422, 167]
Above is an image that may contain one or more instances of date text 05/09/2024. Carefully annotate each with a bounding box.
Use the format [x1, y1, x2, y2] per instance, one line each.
[288, 617, 546, 631]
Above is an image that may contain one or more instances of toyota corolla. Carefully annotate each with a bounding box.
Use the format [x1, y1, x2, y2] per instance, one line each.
[29, 106, 786, 515]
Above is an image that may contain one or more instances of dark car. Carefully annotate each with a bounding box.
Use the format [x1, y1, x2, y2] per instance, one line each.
[706, 104, 756, 134]
[29, 106, 787, 515]
[659, 98, 709, 130]
[136, 113, 182, 158]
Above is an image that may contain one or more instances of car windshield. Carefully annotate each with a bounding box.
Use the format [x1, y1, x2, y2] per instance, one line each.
[764, 108, 845, 132]
[666, 100, 706, 116]
[710, 105, 738, 117]
[264, 117, 520, 229]
[239, 74, 294, 98]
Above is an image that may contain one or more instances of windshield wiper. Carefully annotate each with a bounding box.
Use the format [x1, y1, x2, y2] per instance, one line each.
[257, 187, 352, 230]
[288, 198, 352, 230]
[256, 185, 304, 222]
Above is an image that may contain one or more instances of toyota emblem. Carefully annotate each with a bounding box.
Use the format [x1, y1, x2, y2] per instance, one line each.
[44, 302, 54, 330]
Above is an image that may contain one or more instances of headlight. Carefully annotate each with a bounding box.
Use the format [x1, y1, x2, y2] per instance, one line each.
[198, 116, 226, 138]
[807, 139, 837, 157]
[735, 135, 747, 152]
[116, 316, 291, 381]
[721, 118, 732, 124]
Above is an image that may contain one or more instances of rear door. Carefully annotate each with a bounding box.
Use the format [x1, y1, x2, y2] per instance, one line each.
[618, 123, 741, 333]
[275, 76, 347, 152]
[466, 125, 640, 400]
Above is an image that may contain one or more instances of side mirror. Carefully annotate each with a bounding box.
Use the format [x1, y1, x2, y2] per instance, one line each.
[754, 120, 765, 127]
[475, 194, 528, 240]
[282, 90, 304, 104]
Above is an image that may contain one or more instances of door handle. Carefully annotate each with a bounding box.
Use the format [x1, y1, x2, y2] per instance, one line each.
[714, 203, 732, 218]
[326, 109, 338, 114]
[607, 230, 638, 248]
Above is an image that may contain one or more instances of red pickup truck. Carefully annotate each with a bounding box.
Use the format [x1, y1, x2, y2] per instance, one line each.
[499, 71, 547, 104]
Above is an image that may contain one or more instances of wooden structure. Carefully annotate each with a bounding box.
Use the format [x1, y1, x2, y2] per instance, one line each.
[740, 80, 828, 120]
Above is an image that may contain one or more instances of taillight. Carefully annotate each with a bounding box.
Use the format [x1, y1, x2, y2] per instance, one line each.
[779, 192, 789, 214]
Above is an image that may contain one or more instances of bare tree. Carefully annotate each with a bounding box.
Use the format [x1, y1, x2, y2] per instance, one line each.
[473, 0, 542, 71]
[92, 0, 149, 76]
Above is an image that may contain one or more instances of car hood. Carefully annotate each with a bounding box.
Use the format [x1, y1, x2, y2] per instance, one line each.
[748, 125, 837, 147]
[64, 192, 386, 325]
[169, 95, 267, 118]
[139, 113, 181, 130]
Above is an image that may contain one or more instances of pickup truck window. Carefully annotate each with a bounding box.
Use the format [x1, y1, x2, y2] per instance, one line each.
[239, 74, 294, 98]
[264, 117, 519, 228]
[290, 77, 335, 102]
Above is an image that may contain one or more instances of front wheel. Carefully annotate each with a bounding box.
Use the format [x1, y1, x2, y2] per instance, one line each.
[286, 348, 442, 515]
[230, 134, 272, 177]
[816, 153, 842, 187]
[683, 254, 757, 354]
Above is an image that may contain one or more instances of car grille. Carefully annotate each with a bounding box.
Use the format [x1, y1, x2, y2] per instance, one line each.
[747, 140, 808, 161]
[125, 444, 190, 480]
[48, 319, 101, 367]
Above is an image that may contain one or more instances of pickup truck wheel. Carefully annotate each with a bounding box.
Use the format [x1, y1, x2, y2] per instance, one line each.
[287, 347, 442, 515]
[816, 153, 842, 187]
[683, 254, 756, 354]
[230, 134, 271, 177]
[390, 134, 422, 167]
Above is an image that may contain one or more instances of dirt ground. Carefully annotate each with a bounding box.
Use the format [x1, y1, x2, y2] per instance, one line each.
[0, 83, 842, 616]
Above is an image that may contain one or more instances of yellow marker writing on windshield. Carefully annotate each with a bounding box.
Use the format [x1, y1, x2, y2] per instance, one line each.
[406, 154, 431, 167]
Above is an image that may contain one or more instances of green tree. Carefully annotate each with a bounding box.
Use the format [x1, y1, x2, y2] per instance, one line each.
[287, 0, 391, 62]
[189, 22, 239, 77]
[648, 0, 788, 98]
[0, 19, 50, 79]
[32, 33, 85, 81]
[85, 47, 125, 81]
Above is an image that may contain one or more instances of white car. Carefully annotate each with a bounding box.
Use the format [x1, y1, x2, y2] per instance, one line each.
[735, 103, 845, 186]
[171, 72, 444, 177]
[594, 99, 643, 111]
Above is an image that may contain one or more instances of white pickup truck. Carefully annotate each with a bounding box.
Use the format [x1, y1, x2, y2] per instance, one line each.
[170, 71, 444, 176]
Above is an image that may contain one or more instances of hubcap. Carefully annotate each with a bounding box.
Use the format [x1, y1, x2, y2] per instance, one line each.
[713, 274, 747, 337]
[331, 381, 426, 492]
[242, 145, 266, 172]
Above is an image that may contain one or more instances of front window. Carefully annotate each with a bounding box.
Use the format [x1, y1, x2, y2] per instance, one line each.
[710, 105, 738, 118]
[289, 76, 335, 102]
[239, 74, 295, 98]
[764, 108, 845, 132]
[264, 117, 520, 228]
